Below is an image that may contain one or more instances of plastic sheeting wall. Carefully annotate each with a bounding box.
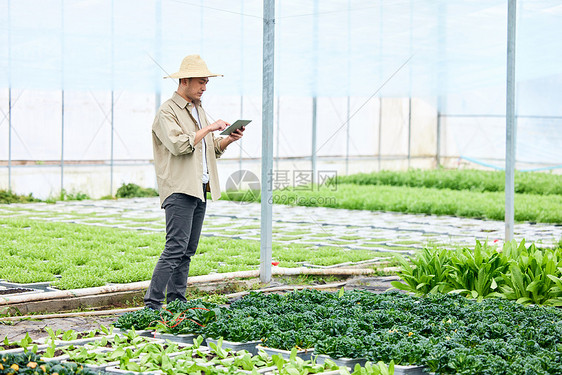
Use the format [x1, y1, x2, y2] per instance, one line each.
[1, 0, 561, 197]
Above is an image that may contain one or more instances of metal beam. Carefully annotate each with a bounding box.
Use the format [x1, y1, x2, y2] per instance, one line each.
[505, 0, 517, 241]
[260, 0, 275, 283]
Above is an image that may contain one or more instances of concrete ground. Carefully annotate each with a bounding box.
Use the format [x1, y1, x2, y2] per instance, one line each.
[1, 197, 561, 252]
[0, 315, 118, 342]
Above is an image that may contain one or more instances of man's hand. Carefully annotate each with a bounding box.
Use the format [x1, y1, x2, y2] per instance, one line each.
[227, 127, 245, 142]
[195, 119, 228, 146]
[208, 119, 229, 132]
[220, 126, 245, 151]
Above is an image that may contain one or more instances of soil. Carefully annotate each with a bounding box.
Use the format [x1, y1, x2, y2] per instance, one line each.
[36, 348, 66, 357]
[0, 288, 34, 295]
[0, 316, 118, 342]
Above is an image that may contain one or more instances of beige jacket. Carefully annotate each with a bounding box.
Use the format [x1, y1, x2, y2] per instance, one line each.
[152, 92, 225, 206]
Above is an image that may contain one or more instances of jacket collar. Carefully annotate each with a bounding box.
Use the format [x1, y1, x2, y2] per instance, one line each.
[172, 91, 201, 109]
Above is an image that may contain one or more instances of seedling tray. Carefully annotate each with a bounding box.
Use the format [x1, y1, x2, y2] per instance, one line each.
[256, 345, 314, 361]
[206, 338, 261, 355]
[314, 354, 367, 369]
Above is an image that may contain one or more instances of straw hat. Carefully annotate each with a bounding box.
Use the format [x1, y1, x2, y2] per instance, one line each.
[164, 54, 223, 79]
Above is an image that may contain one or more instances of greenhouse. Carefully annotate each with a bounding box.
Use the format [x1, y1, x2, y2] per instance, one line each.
[1, 1, 562, 374]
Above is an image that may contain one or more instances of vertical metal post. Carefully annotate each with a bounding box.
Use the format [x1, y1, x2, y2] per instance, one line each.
[60, 0, 65, 198]
[275, 2, 281, 174]
[436, 109, 441, 167]
[378, 3, 383, 171]
[311, 97, 317, 184]
[407, 0, 413, 170]
[239, 96, 243, 172]
[110, 91, 115, 195]
[436, 2, 446, 169]
[154, 0, 162, 115]
[378, 97, 383, 171]
[260, 0, 275, 283]
[238, 0, 244, 173]
[200, 0, 205, 54]
[505, 0, 517, 241]
[311, 0, 318, 185]
[110, 0, 115, 196]
[7, 0, 12, 191]
[275, 96, 280, 172]
[408, 98, 412, 169]
[61, 91, 65, 198]
[8, 88, 12, 191]
[345, 96, 350, 175]
[345, 0, 351, 175]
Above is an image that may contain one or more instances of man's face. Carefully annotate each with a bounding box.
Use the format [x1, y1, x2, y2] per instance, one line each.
[185, 77, 209, 102]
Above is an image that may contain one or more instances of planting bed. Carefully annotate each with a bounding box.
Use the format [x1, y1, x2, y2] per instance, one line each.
[392, 239, 562, 306]
[0, 217, 384, 291]
[114, 288, 562, 374]
[0, 326, 350, 374]
[224, 169, 562, 224]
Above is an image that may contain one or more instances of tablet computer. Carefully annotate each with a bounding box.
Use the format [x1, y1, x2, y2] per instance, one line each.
[220, 120, 252, 135]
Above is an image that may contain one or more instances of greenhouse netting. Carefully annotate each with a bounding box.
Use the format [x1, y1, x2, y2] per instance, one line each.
[0, 0, 561, 198]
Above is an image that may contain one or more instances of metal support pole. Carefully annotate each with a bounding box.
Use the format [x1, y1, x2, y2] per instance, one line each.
[8, 88, 12, 191]
[311, 0, 318, 185]
[110, 0, 115, 196]
[155, 94, 161, 115]
[378, 97, 383, 171]
[436, 109, 441, 167]
[378, 3, 383, 172]
[199, 0, 205, 54]
[238, 0, 244, 173]
[345, 96, 350, 175]
[408, 97, 412, 169]
[505, 0, 517, 241]
[60, 0, 65, 198]
[275, 96, 280, 172]
[260, 0, 275, 283]
[7, 0, 12, 191]
[275, 2, 281, 174]
[110, 91, 115, 195]
[408, 0, 413, 170]
[311, 97, 317, 185]
[61, 90, 65, 198]
[345, 0, 351, 176]
[239, 96, 243, 172]
[154, 0, 162, 115]
[436, 2, 445, 169]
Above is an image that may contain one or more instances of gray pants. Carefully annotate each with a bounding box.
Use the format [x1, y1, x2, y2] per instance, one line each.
[144, 192, 206, 310]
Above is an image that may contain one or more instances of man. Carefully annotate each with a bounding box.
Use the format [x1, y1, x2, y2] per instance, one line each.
[145, 54, 244, 310]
